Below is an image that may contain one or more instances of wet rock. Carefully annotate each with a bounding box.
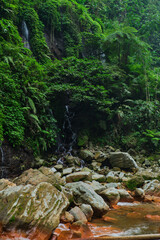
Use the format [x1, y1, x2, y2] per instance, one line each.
[79, 149, 94, 161]
[60, 211, 74, 223]
[66, 171, 92, 183]
[118, 189, 134, 202]
[0, 182, 69, 238]
[92, 173, 106, 183]
[13, 168, 62, 186]
[143, 180, 160, 197]
[100, 188, 120, 205]
[80, 204, 93, 221]
[70, 207, 87, 223]
[134, 188, 145, 199]
[66, 181, 109, 216]
[109, 152, 138, 170]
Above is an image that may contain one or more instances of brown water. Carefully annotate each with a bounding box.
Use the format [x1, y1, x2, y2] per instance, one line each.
[89, 202, 160, 238]
[54, 202, 160, 239]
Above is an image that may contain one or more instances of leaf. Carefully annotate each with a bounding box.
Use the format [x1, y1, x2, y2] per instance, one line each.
[28, 97, 37, 114]
[30, 114, 40, 123]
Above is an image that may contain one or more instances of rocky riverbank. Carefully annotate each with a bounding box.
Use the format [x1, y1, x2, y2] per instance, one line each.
[0, 147, 160, 239]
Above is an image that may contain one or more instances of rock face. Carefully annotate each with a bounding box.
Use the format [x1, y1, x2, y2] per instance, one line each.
[0, 180, 69, 238]
[66, 181, 109, 216]
[0, 173, 69, 238]
[109, 152, 139, 170]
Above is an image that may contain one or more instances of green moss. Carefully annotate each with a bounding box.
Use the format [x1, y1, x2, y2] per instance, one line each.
[126, 176, 144, 190]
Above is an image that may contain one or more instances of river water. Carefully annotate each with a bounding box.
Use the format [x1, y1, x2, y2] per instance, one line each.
[54, 202, 160, 239]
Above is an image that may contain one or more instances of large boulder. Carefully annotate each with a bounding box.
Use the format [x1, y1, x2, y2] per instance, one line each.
[109, 152, 138, 170]
[66, 181, 109, 216]
[13, 168, 63, 186]
[0, 181, 69, 238]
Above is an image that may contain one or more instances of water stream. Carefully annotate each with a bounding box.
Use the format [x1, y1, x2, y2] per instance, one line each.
[22, 21, 30, 49]
[56, 105, 77, 164]
[0, 145, 7, 178]
[53, 202, 160, 239]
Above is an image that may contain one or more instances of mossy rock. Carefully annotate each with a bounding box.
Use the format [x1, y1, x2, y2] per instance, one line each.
[125, 176, 144, 190]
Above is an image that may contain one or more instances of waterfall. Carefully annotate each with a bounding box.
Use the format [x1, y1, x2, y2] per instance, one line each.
[57, 105, 76, 164]
[0, 145, 6, 178]
[22, 21, 30, 49]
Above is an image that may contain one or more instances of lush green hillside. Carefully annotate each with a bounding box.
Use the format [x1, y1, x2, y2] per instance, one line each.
[1, 0, 160, 154]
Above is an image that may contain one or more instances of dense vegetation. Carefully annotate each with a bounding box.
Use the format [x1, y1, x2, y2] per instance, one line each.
[1, 0, 160, 154]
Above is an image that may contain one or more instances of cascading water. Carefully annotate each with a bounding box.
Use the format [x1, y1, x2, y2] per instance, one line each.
[56, 105, 77, 164]
[22, 21, 30, 49]
[0, 144, 6, 178]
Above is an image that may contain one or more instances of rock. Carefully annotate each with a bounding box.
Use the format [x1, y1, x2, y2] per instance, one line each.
[60, 211, 74, 223]
[125, 175, 144, 190]
[13, 168, 62, 186]
[63, 167, 74, 176]
[109, 152, 138, 170]
[69, 207, 87, 223]
[143, 180, 160, 197]
[79, 150, 94, 161]
[127, 148, 138, 157]
[105, 183, 121, 189]
[92, 173, 106, 183]
[100, 188, 120, 205]
[54, 164, 63, 171]
[66, 171, 92, 183]
[106, 171, 119, 183]
[94, 151, 108, 162]
[80, 204, 93, 221]
[143, 159, 151, 167]
[0, 179, 16, 191]
[65, 156, 81, 166]
[118, 189, 133, 202]
[91, 161, 101, 171]
[134, 188, 145, 199]
[66, 182, 109, 216]
[89, 181, 106, 194]
[136, 169, 159, 180]
[0, 182, 69, 238]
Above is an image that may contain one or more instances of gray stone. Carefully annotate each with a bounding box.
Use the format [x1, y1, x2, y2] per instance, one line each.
[92, 173, 106, 182]
[80, 204, 93, 221]
[134, 188, 145, 199]
[143, 180, 160, 197]
[66, 181, 109, 216]
[66, 171, 92, 183]
[109, 152, 138, 170]
[63, 167, 74, 176]
[79, 149, 94, 161]
[118, 189, 133, 202]
[100, 188, 120, 205]
[54, 164, 63, 171]
[70, 207, 87, 223]
[94, 151, 108, 162]
[0, 182, 69, 236]
[89, 181, 106, 194]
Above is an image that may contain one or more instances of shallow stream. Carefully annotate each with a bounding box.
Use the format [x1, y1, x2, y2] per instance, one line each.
[54, 202, 160, 239]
